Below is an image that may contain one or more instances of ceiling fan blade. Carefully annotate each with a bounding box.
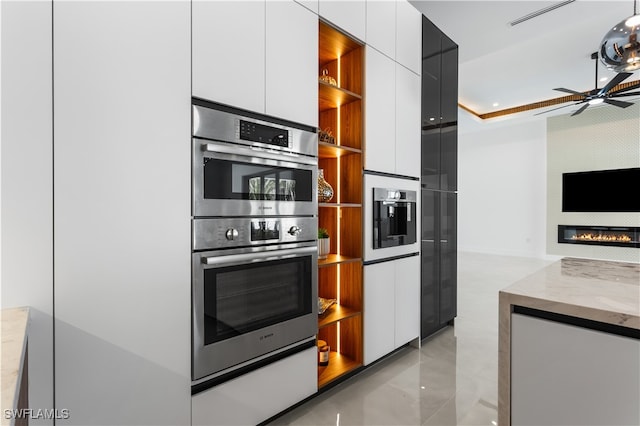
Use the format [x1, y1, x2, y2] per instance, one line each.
[534, 103, 577, 116]
[603, 98, 634, 108]
[571, 103, 590, 116]
[609, 91, 640, 98]
[554, 87, 587, 96]
[598, 72, 632, 95]
[609, 81, 640, 95]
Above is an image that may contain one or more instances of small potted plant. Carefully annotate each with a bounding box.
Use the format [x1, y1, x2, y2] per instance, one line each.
[318, 227, 330, 259]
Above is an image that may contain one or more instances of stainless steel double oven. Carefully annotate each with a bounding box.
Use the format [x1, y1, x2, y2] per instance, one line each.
[191, 99, 318, 385]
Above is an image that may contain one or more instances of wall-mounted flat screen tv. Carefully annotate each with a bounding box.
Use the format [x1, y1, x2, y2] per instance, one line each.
[562, 167, 640, 212]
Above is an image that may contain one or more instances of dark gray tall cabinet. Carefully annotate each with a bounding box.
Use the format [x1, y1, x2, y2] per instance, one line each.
[421, 16, 458, 339]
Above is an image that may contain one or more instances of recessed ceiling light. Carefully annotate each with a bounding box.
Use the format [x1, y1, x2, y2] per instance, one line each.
[492, 102, 499, 107]
[600, 77, 608, 82]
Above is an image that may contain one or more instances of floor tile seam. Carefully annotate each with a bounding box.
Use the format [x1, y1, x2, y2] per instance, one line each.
[420, 391, 458, 426]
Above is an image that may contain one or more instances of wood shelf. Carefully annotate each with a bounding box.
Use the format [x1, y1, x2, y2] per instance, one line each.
[317, 351, 362, 388]
[318, 254, 362, 268]
[318, 305, 361, 329]
[316, 19, 364, 391]
[319, 21, 362, 65]
[318, 141, 362, 159]
[318, 202, 362, 208]
[318, 81, 361, 112]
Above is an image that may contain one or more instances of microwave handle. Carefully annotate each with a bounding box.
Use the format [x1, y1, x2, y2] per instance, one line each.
[201, 245, 317, 267]
[201, 142, 318, 167]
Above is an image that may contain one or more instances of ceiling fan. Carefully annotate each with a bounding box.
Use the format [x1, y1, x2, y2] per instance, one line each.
[538, 52, 640, 116]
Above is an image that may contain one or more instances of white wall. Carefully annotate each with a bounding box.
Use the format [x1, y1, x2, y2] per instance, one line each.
[458, 111, 548, 258]
[546, 103, 640, 262]
[1, 1, 54, 422]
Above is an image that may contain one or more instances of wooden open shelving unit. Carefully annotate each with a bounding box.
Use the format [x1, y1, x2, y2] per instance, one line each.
[317, 21, 364, 389]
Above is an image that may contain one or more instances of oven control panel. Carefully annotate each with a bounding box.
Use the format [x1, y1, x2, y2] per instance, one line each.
[193, 217, 317, 251]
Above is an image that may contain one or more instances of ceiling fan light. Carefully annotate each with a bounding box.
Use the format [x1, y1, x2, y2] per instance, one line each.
[588, 98, 604, 105]
[625, 14, 640, 27]
[600, 15, 640, 72]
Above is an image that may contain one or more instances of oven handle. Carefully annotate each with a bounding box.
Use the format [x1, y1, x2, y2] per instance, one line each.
[201, 141, 318, 167]
[201, 245, 317, 267]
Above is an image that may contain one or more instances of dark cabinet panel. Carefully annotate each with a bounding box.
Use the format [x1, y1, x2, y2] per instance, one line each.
[421, 16, 458, 192]
[421, 190, 457, 338]
[421, 128, 440, 190]
[440, 192, 457, 322]
[440, 125, 457, 191]
[440, 36, 458, 126]
[421, 16, 457, 340]
[421, 239, 440, 337]
[421, 190, 439, 337]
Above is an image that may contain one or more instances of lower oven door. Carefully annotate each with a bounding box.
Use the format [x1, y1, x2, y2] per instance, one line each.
[192, 242, 318, 380]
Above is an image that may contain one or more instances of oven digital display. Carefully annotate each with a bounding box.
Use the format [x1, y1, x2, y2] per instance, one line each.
[251, 220, 280, 241]
[239, 120, 289, 148]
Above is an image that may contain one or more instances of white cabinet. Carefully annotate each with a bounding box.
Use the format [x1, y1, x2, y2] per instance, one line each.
[365, 48, 421, 178]
[511, 314, 640, 426]
[53, 2, 191, 425]
[364, 256, 420, 365]
[192, 347, 317, 425]
[394, 256, 420, 347]
[318, 0, 366, 41]
[396, 0, 422, 75]
[1, 0, 54, 416]
[364, 47, 395, 174]
[192, 0, 265, 113]
[366, 0, 396, 59]
[266, 1, 318, 127]
[193, 1, 317, 126]
[395, 63, 421, 177]
[295, 0, 319, 14]
[364, 262, 396, 365]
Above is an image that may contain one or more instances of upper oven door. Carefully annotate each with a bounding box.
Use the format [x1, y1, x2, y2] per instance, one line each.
[193, 139, 318, 217]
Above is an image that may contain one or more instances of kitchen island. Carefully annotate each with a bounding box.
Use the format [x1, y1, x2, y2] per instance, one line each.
[498, 257, 640, 426]
[1, 307, 30, 426]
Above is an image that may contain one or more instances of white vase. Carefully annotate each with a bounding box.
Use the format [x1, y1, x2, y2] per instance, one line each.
[318, 237, 330, 259]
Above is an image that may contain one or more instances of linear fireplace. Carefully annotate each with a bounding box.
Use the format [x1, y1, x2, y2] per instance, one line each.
[558, 225, 640, 248]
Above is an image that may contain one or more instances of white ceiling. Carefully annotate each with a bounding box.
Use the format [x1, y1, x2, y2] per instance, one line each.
[409, 0, 640, 119]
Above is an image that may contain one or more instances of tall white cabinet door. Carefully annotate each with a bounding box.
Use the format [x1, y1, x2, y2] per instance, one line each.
[266, 1, 318, 127]
[364, 262, 396, 365]
[394, 256, 420, 347]
[364, 47, 395, 174]
[1, 0, 54, 417]
[193, 0, 265, 113]
[318, 0, 366, 41]
[53, 2, 191, 425]
[396, 0, 422, 75]
[395, 64, 421, 178]
[365, 0, 396, 59]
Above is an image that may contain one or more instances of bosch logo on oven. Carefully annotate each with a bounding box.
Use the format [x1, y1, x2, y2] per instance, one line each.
[260, 333, 274, 341]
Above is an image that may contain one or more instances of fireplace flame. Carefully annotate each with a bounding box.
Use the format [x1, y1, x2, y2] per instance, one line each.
[571, 233, 632, 243]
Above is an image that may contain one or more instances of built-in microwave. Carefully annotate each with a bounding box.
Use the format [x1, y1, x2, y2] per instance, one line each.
[373, 187, 417, 249]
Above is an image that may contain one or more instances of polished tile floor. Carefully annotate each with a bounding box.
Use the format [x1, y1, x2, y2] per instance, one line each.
[269, 252, 555, 426]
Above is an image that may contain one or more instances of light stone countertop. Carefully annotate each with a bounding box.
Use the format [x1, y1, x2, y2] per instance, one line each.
[498, 258, 640, 426]
[1, 307, 30, 426]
